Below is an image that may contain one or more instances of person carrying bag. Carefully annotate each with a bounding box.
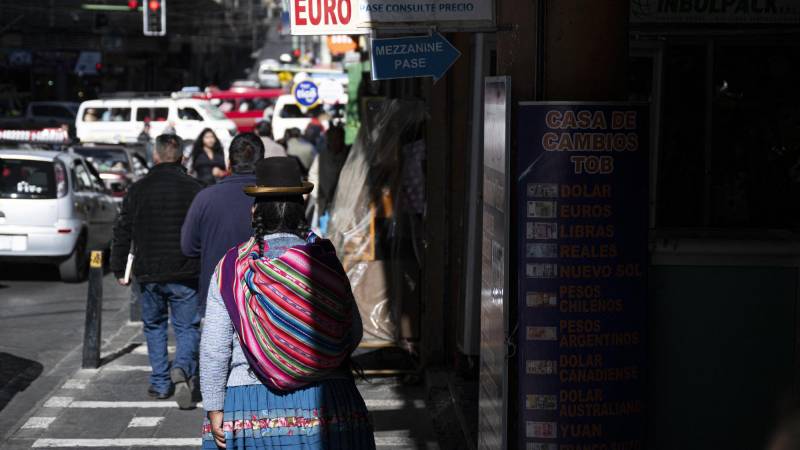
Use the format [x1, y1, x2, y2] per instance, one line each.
[200, 157, 375, 450]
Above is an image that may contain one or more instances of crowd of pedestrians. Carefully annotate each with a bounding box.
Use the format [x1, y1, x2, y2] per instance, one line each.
[110, 120, 374, 449]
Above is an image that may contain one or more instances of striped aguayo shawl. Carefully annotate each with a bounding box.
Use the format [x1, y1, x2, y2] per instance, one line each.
[218, 233, 356, 391]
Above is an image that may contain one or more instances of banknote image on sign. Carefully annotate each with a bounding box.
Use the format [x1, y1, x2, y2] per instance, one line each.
[290, 0, 493, 35]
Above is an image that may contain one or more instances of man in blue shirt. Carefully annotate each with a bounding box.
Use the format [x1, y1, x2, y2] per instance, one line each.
[181, 133, 264, 313]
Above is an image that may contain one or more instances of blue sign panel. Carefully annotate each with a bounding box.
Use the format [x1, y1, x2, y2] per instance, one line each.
[293, 80, 320, 107]
[370, 31, 460, 81]
[515, 102, 648, 450]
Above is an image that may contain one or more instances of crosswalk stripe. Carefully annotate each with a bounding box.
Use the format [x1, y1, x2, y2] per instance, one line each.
[21, 417, 56, 429]
[31, 436, 432, 448]
[375, 435, 436, 447]
[132, 345, 175, 355]
[101, 365, 151, 372]
[67, 401, 202, 408]
[44, 398, 415, 410]
[364, 398, 426, 410]
[32, 438, 200, 447]
[128, 417, 165, 427]
[43, 397, 73, 408]
[62, 379, 89, 390]
[52, 398, 412, 411]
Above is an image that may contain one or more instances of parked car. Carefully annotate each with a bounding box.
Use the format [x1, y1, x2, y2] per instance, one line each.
[0, 101, 79, 131]
[195, 87, 283, 133]
[69, 144, 149, 202]
[0, 149, 118, 281]
[75, 97, 237, 151]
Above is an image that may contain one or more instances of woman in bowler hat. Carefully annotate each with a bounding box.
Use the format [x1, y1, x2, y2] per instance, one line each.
[200, 157, 375, 449]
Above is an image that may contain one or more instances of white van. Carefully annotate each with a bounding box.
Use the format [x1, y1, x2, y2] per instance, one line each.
[269, 95, 346, 141]
[76, 97, 237, 149]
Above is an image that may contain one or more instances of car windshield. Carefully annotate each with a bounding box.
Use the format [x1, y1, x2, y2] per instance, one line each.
[73, 148, 130, 172]
[198, 103, 228, 120]
[0, 158, 56, 199]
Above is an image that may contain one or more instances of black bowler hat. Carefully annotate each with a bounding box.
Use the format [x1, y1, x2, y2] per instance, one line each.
[243, 157, 314, 197]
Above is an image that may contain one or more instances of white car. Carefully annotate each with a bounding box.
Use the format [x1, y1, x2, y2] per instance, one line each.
[257, 59, 282, 88]
[76, 97, 237, 151]
[268, 95, 346, 141]
[0, 149, 117, 281]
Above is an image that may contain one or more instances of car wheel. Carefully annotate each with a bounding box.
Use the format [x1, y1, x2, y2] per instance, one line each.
[59, 233, 88, 283]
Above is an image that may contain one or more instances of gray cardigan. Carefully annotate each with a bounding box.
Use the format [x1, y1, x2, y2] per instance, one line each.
[199, 233, 362, 412]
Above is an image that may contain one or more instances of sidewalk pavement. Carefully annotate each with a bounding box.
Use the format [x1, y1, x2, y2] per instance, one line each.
[1, 320, 442, 450]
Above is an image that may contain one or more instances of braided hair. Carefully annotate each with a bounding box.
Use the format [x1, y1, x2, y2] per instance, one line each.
[251, 196, 310, 258]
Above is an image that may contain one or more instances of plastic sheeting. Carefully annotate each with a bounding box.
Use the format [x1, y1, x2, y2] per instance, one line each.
[327, 99, 427, 344]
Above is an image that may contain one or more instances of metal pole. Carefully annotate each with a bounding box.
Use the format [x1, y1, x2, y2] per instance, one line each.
[703, 39, 714, 227]
[460, 32, 484, 356]
[82, 250, 104, 369]
[251, 0, 257, 54]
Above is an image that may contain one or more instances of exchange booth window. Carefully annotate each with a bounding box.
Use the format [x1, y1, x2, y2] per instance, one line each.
[710, 45, 800, 229]
[656, 43, 800, 230]
[657, 45, 706, 228]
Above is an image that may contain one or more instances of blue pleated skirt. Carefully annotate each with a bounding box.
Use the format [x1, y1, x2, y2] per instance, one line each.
[201, 379, 376, 449]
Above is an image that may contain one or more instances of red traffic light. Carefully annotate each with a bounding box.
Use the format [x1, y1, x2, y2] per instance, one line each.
[128, 0, 138, 10]
[143, 0, 166, 35]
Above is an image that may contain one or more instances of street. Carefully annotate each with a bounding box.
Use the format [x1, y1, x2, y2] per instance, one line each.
[0, 264, 442, 450]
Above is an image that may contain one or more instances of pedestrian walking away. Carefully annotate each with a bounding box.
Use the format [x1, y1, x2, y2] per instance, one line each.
[284, 127, 315, 173]
[110, 133, 204, 408]
[138, 119, 153, 165]
[200, 156, 375, 449]
[313, 123, 349, 229]
[181, 133, 264, 314]
[255, 120, 287, 158]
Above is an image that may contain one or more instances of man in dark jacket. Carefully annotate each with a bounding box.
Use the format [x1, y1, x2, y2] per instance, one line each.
[111, 134, 203, 407]
[181, 133, 264, 311]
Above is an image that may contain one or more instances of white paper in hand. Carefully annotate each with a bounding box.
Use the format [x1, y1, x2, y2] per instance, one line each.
[123, 253, 134, 285]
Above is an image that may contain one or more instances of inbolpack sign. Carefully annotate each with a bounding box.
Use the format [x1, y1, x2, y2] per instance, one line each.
[630, 0, 800, 23]
[290, 0, 493, 35]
